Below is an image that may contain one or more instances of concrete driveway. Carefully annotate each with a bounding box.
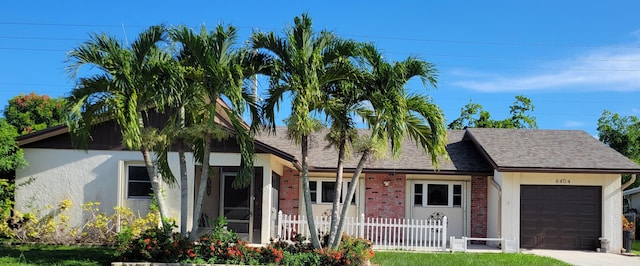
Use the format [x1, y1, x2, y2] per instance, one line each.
[523, 249, 640, 266]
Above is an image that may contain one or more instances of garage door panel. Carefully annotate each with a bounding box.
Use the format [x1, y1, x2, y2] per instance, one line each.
[520, 185, 601, 250]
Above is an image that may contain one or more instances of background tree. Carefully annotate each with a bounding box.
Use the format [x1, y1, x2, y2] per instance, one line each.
[597, 110, 640, 189]
[0, 118, 26, 176]
[448, 95, 537, 129]
[3, 92, 68, 135]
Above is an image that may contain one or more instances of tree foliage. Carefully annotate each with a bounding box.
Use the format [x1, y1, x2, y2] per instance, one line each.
[3, 92, 68, 135]
[448, 95, 537, 129]
[253, 13, 359, 249]
[597, 110, 640, 189]
[0, 119, 26, 174]
[66, 25, 174, 220]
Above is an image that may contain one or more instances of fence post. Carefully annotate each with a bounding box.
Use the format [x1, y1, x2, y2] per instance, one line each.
[277, 210, 283, 239]
[442, 216, 448, 252]
[359, 213, 364, 238]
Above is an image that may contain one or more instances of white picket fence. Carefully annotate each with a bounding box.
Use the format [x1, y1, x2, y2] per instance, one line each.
[277, 211, 448, 251]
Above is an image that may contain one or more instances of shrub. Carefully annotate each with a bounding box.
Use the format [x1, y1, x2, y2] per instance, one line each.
[115, 220, 189, 262]
[270, 233, 374, 266]
[281, 250, 320, 265]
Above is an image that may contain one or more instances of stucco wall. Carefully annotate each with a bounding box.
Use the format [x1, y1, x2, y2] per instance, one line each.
[498, 171, 622, 253]
[16, 149, 277, 244]
[15, 149, 185, 230]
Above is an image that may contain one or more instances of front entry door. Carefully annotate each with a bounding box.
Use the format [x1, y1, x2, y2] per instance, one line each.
[221, 173, 253, 241]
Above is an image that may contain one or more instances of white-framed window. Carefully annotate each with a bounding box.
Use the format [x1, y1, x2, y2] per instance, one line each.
[126, 164, 152, 199]
[309, 179, 357, 205]
[413, 181, 462, 208]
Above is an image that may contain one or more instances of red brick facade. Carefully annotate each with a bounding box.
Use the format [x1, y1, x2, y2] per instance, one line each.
[364, 173, 405, 219]
[470, 175, 488, 239]
[279, 167, 300, 215]
[277, 168, 490, 238]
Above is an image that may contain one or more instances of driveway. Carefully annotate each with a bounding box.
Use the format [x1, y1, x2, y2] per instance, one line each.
[523, 249, 640, 266]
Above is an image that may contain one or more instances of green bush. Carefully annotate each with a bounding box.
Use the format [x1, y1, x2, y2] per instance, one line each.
[282, 250, 321, 266]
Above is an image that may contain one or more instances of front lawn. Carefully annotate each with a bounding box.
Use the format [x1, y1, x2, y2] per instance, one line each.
[632, 240, 640, 255]
[0, 244, 115, 266]
[0, 244, 573, 266]
[372, 251, 570, 266]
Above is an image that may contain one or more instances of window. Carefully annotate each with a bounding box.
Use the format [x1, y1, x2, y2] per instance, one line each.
[414, 184, 423, 206]
[427, 184, 448, 206]
[309, 180, 356, 204]
[127, 165, 152, 198]
[453, 184, 462, 207]
[310, 181, 317, 203]
[413, 182, 463, 208]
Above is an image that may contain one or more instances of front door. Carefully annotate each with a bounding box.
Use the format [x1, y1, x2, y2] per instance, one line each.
[221, 173, 253, 241]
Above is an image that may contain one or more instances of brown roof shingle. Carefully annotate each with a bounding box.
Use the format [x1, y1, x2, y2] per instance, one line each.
[465, 128, 640, 173]
[256, 127, 493, 174]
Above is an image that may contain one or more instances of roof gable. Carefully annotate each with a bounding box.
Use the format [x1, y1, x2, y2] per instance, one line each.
[465, 128, 640, 173]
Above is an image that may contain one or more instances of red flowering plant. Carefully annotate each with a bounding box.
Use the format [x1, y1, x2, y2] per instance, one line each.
[115, 220, 192, 262]
[320, 234, 374, 266]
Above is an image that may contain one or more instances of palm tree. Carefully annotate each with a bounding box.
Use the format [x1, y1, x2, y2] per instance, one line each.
[170, 24, 262, 242]
[252, 13, 358, 249]
[155, 60, 205, 237]
[66, 25, 175, 221]
[329, 44, 449, 248]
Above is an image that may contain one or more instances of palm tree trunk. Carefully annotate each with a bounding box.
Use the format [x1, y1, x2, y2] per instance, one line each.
[331, 149, 369, 248]
[328, 136, 346, 249]
[178, 106, 189, 237]
[178, 142, 188, 237]
[301, 135, 322, 249]
[189, 136, 212, 242]
[141, 146, 169, 222]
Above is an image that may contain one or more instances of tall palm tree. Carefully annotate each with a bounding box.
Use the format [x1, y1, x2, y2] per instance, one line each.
[170, 24, 262, 242]
[329, 44, 449, 248]
[253, 13, 358, 249]
[155, 60, 205, 237]
[66, 25, 174, 221]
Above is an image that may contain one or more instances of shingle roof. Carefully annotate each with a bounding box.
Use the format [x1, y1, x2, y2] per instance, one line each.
[465, 128, 640, 173]
[255, 127, 493, 174]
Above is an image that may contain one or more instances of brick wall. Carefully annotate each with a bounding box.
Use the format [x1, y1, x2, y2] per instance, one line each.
[470, 175, 488, 240]
[279, 167, 299, 215]
[365, 173, 405, 218]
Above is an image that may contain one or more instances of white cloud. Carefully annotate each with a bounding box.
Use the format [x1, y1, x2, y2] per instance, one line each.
[564, 120, 585, 128]
[450, 42, 640, 92]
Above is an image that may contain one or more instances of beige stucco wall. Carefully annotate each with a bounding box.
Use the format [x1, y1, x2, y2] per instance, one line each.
[497, 171, 622, 253]
[487, 174, 501, 244]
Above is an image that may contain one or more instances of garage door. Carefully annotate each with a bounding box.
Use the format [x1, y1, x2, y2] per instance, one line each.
[520, 185, 601, 250]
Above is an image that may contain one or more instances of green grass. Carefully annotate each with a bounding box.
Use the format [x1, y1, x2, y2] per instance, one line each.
[371, 251, 570, 266]
[0, 244, 115, 266]
[632, 240, 640, 255]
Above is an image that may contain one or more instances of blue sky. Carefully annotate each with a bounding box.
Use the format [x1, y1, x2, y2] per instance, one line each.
[2, 1, 640, 136]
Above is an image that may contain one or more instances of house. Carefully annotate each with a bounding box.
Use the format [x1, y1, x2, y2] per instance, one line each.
[14, 116, 640, 252]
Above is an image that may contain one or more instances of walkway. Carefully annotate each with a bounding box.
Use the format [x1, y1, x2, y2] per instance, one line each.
[523, 249, 640, 266]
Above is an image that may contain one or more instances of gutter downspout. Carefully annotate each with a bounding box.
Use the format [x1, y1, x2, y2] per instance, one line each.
[490, 176, 502, 239]
[622, 174, 637, 190]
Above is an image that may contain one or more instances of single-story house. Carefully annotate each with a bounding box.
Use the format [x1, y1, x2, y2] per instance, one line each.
[14, 112, 640, 252]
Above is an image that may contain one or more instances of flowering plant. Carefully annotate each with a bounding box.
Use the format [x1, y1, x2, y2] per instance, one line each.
[623, 215, 635, 232]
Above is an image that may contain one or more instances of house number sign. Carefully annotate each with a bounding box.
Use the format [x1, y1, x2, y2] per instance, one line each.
[555, 178, 571, 184]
